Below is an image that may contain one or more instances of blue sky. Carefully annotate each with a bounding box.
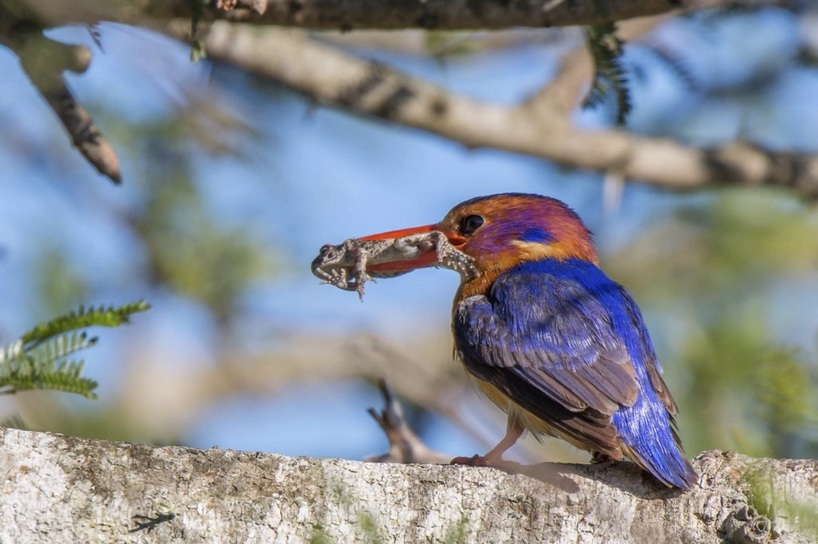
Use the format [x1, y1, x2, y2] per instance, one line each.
[1, 9, 817, 460]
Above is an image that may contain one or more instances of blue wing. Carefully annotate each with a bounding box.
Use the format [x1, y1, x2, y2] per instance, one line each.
[455, 258, 695, 487]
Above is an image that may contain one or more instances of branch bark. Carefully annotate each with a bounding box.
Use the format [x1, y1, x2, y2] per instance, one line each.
[6, 0, 813, 193]
[191, 0, 734, 30]
[0, 426, 815, 542]
[16, 0, 746, 30]
[178, 21, 818, 198]
[0, 24, 121, 183]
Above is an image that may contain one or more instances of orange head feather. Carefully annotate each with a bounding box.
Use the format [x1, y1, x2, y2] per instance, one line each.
[437, 193, 597, 267]
[360, 193, 598, 299]
[435, 193, 598, 298]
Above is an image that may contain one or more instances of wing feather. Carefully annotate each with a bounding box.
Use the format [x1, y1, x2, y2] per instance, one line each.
[454, 265, 646, 455]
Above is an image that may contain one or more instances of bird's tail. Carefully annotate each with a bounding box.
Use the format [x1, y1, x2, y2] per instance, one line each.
[613, 400, 697, 489]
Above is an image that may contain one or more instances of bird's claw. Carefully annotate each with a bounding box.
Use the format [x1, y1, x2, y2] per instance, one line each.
[450, 454, 487, 466]
[450, 454, 523, 472]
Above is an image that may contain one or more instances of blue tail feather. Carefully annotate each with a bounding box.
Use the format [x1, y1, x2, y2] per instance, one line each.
[613, 393, 697, 489]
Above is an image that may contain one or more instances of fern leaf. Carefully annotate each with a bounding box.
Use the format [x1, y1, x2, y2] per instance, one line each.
[583, 23, 632, 126]
[0, 299, 149, 400]
[0, 356, 98, 399]
[32, 332, 98, 368]
[0, 339, 23, 364]
[36, 359, 98, 399]
[21, 300, 151, 348]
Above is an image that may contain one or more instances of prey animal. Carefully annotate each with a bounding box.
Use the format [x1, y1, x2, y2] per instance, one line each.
[311, 231, 479, 299]
[312, 193, 696, 489]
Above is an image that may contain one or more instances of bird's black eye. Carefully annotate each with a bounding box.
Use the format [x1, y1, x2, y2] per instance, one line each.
[459, 214, 484, 236]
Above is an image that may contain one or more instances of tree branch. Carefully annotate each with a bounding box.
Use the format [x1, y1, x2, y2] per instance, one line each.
[176, 21, 818, 197]
[5, 0, 808, 190]
[25, 332, 474, 443]
[15, 0, 772, 30]
[1, 28, 121, 183]
[365, 379, 453, 464]
[0, 426, 815, 542]
[189, 0, 746, 30]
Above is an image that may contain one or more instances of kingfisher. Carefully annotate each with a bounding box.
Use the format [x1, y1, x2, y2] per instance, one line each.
[356, 193, 696, 489]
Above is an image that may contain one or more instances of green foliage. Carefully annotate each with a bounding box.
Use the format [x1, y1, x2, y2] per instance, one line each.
[189, 0, 205, 62]
[0, 301, 150, 399]
[678, 313, 816, 457]
[34, 245, 89, 317]
[140, 170, 273, 325]
[753, 349, 816, 452]
[583, 23, 631, 125]
[21, 301, 150, 347]
[20, 110, 275, 440]
[113, 117, 274, 326]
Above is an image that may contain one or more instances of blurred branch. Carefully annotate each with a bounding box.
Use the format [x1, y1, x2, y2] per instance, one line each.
[366, 379, 452, 464]
[15, 329, 559, 464]
[101, 332, 471, 439]
[0, 25, 121, 183]
[171, 21, 818, 197]
[1, 0, 805, 188]
[175, 0, 755, 30]
[11, 0, 776, 30]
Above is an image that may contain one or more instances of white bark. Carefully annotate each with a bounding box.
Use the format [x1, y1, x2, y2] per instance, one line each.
[0, 426, 815, 543]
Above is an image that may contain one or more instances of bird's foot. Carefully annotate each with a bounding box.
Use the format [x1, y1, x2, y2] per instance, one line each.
[451, 454, 488, 466]
[450, 455, 522, 471]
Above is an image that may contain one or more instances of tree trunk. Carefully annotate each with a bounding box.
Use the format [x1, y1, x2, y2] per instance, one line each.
[0, 427, 815, 542]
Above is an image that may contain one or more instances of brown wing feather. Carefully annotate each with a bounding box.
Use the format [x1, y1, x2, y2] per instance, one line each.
[454, 272, 645, 457]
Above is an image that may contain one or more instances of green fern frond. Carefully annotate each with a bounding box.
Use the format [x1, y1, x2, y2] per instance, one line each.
[37, 359, 99, 398]
[583, 23, 632, 126]
[32, 332, 98, 368]
[0, 356, 98, 399]
[21, 300, 150, 348]
[0, 300, 150, 400]
[0, 339, 23, 364]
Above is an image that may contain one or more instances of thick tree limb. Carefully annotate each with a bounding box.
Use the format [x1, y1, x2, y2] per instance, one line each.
[173, 0, 746, 30]
[0, 426, 815, 542]
[5, 0, 812, 191]
[179, 22, 818, 197]
[14, 0, 771, 30]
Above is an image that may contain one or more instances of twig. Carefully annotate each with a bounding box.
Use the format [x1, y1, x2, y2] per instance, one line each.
[365, 379, 452, 465]
[5, 30, 121, 183]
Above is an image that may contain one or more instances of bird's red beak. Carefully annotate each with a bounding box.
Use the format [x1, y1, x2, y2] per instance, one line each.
[359, 224, 467, 273]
